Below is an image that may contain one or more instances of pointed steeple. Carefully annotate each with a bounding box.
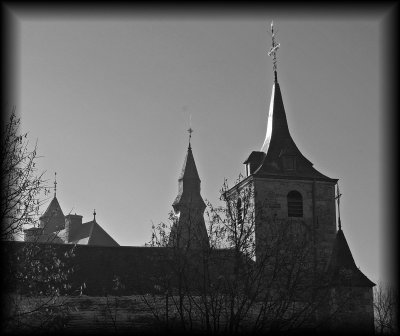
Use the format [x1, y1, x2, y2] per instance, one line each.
[243, 22, 335, 182]
[170, 131, 209, 250]
[39, 196, 65, 234]
[173, 134, 205, 211]
[260, 82, 291, 154]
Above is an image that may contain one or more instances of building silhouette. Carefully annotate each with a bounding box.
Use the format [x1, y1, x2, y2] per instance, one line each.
[23, 194, 118, 246]
[17, 23, 376, 334]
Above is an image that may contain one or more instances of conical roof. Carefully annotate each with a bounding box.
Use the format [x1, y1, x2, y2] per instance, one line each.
[173, 145, 206, 210]
[326, 229, 375, 287]
[39, 196, 65, 233]
[178, 146, 201, 181]
[40, 196, 64, 219]
[251, 82, 336, 182]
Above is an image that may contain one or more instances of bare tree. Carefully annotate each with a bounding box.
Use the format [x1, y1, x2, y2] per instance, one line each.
[1, 109, 76, 333]
[1, 108, 50, 241]
[142, 175, 334, 334]
[374, 283, 398, 335]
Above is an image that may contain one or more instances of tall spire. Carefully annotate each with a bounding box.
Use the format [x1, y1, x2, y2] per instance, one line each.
[267, 21, 280, 83]
[335, 183, 342, 230]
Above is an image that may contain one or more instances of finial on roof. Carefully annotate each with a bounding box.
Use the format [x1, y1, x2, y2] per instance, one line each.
[267, 21, 280, 83]
[187, 112, 194, 150]
[187, 127, 193, 149]
[335, 183, 343, 230]
[187, 113, 193, 149]
[93, 209, 96, 222]
[54, 172, 57, 198]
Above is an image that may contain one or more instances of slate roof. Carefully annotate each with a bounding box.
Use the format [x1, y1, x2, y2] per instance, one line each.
[39, 196, 66, 233]
[28, 197, 119, 247]
[251, 82, 336, 182]
[173, 145, 206, 210]
[178, 146, 201, 181]
[326, 228, 375, 287]
[39, 196, 64, 219]
[67, 220, 119, 246]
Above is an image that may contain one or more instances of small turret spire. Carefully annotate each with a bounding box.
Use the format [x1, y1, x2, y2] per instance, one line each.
[54, 172, 57, 198]
[170, 135, 209, 250]
[267, 21, 280, 83]
[93, 209, 96, 222]
[335, 183, 343, 230]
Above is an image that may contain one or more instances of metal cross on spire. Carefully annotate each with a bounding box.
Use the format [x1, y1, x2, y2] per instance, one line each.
[335, 183, 343, 230]
[187, 113, 193, 149]
[187, 127, 193, 149]
[267, 21, 280, 83]
[54, 172, 57, 198]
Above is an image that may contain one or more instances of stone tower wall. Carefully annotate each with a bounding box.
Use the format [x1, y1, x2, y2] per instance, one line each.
[250, 177, 336, 268]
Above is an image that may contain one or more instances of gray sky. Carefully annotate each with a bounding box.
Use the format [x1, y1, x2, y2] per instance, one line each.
[13, 11, 389, 285]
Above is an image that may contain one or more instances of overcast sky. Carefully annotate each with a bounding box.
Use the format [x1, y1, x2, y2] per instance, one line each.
[10, 7, 392, 285]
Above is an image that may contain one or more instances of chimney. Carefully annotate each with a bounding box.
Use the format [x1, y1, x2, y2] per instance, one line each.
[65, 214, 83, 243]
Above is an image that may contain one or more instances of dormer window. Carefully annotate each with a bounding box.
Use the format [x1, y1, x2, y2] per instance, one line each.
[246, 164, 251, 176]
[282, 156, 296, 171]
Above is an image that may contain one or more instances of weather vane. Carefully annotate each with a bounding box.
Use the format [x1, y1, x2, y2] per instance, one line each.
[335, 183, 342, 230]
[54, 172, 57, 198]
[267, 21, 280, 83]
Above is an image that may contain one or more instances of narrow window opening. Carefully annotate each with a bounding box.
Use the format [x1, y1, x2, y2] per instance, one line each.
[287, 190, 303, 217]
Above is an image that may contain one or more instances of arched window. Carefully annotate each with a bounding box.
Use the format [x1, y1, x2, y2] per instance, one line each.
[287, 191, 303, 217]
[236, 198, 243, 224]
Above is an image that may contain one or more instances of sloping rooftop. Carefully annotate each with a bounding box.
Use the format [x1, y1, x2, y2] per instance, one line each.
[39, 196, 64, 219]
[39, 196, 66, 233]
[326, 228, 375, 287]
[173, 145, 206, 210]
[254, 82, 336, 182]
[67, 220, 119, 246]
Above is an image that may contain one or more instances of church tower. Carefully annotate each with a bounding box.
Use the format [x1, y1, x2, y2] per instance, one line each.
[168, 130, 209, 250]
[230, 22, 338, 269]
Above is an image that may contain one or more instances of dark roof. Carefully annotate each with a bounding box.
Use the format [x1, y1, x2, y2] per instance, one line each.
[68, 220, 119, 246]
[39, 196, 66, 233]
[243, 151, 266, 165]
[40, 197, 64, 219]
[173, 146, 206, 210]
[253, 82, 336, 182]
[326, 229, 375, 287]
[178, 146, 200, 181]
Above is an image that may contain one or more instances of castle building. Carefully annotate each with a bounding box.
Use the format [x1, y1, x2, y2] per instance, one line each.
[23, 187, 118, 247]
[16, 22, 376, 334]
